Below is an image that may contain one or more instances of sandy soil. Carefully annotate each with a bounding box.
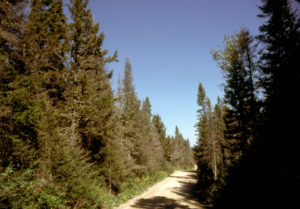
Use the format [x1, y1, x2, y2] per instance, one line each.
[116, 170, 204, 209]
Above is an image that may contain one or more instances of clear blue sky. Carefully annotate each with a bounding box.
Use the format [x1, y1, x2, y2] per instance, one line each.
[87, 0, 263, 146]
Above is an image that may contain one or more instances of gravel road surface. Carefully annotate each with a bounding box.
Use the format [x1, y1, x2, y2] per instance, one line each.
[116, 170, 203, 209]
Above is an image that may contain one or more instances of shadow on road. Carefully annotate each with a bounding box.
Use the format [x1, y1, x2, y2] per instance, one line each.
[131, 196, 192, 209]
[173, 180, 202, 203]
[172, 171, 202, 203]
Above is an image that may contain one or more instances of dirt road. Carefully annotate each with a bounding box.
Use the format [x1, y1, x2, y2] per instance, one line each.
[116, 170, 203, 209]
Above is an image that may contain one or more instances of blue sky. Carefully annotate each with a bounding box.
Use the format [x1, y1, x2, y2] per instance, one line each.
[87, 0, 263, 146]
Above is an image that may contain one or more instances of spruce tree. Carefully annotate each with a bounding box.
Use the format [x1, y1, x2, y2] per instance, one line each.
[210, 2, 300, 208]
[256, 0, 300, 207]
[67, 0, 125, 193]
[137, 97, 164, 173]
[137, 98, 153, 172]
[0, 0, 31, 169]
[213, 28, 260, 156]
[171, 126, 193, 169]
[193, 83, 226, 200]
[24, 0, 68, 103]
[24, 0, 69, 180]
[194, 83, 211, 177]
[152, 114, 173, 163]
[120, 58, 142, 176]
[0, 0, 27, 87]
[213, 97, 228, 170]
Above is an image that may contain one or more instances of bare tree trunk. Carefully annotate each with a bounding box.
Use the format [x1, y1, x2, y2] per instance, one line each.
[211, 121, 218, 181]
[109, 157, 112, 195]
[213, 138, 217, 181]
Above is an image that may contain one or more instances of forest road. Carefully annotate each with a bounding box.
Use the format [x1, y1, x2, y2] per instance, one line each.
[116, 170, 204, 209]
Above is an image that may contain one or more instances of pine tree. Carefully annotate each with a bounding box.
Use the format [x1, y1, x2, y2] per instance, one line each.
[256, 0, 300, 207]
[194, 83, 211, 178]
[23, 0, 68, 104]
[0, 0, 27, 87]
[210, 2, 300, 208]
[213, 28, 260, 156]
[137, 98, 153, 171]
[0, 0, 32, 169]
[193, 83, 227, 201]
[67, 0, 125, 193]
[138, 97, 165, 173]
[213, 97, 228, 170]
[23, 0, 69, 182]
[171, 126, 193, 169]
[119, 58, 142, 176]
[152, 114, 173, 163]
[0, 1, 104, 207]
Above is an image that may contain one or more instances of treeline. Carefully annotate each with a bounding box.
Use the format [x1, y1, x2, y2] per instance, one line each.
[0, 0, 193, 208]
[194, 0, 300, 208]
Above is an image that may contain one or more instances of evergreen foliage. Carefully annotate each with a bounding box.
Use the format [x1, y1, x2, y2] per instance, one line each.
[0, 1, 194, 207]
[171, 126, 194, 169]
[213, 28, 261, 156]
[152, 114, 173, 163]
[118, 58, 193, 177]
[194, 1, 300, 208]
[193, 83, 226, 202]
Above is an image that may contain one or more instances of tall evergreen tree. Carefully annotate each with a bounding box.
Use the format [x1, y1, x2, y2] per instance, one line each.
[0, 0, 27, 86]
[119, 58, 142, 175]
[67, 0, 125, 193]
[171, 126, 193, 169]
[119, 59, 168, 176]
[0, 0, 31, 169]
[210, 1, 300, 209]
[256, 0, 300, 207]
[213, 28, 260, 156]
[193, 83, 226, 201]
[24, 0, 69, 182]
[213, 97, 228, 170]
[138, 97, 165, 173]
[0, 1, 104, 207]
[152, 114, 173, 163]
[24, 0, 68, 103]
[194, 83, 211, 178]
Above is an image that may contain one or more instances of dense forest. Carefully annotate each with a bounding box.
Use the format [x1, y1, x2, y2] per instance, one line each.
[193, 0, 300, 208]
[0, 0, 194, 208]
[1, 0, 299, 208]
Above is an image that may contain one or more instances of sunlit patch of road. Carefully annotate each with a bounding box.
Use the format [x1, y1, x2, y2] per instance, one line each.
[116, 170, 203, 209]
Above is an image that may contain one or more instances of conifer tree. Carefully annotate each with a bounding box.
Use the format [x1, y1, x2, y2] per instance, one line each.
[194, 83, 211, 175]
[67, 0, 125, 192]
[194, 83, 226, 200]
[1, 0, 69, 171]
[24, 0, 69, 181]
[138, 97, 164, 172]
[24, 0, 68, 103]
[119, 58, 142, 175]
[137, 98, 153, 171]
[0, 1, 104, 207]
[152, 114, 173, 163]
[209, 2, 300, 208]
[0, 0, 27, 86]
[0, 0, 31, 169]
[213, 97, 228, 170]
[256, 0, 300, 207]
[171, 126, 182, 167]
[213, 28, 260, 156]
[170, 126, 193, 169]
